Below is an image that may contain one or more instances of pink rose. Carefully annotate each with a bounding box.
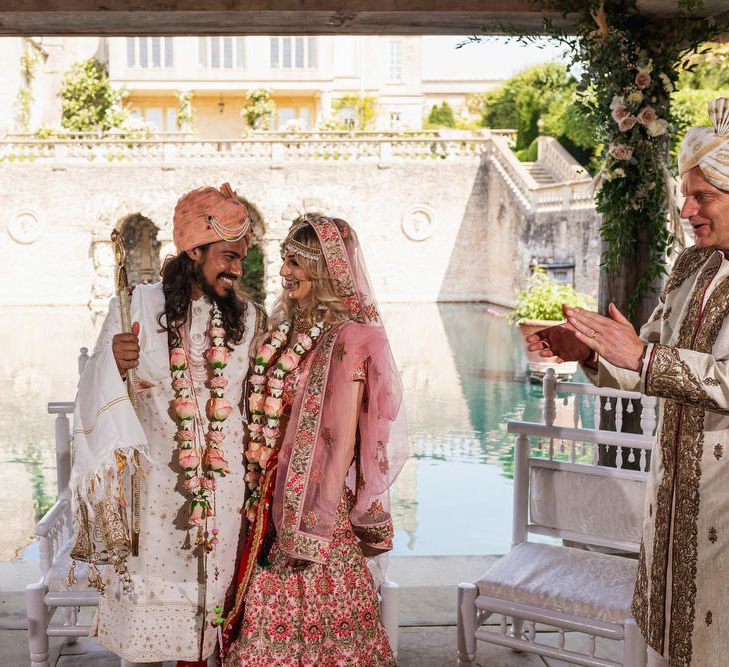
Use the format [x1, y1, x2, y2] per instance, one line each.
[177, 428, 195, 442]
[184, 475, 202, 491]
[611, 105, 630, 123]
[256, 343, 278, 365]
[201, 475, 216, 491]
[207, 398, 233, 421]
[245, 447, 260, 462]
[272, 331, 288, 345]
[296, 333, 313, 350]
[170, 347, 187, 370]
[277, 350, 300, 373]
[207, 429, 225, 444]
[609, 143, 633, 161]
[268, 377, 284, 390]
[189, 502, 206, 526]
[618, 115, 637, 132]
[204, 447, 230, 474]
[250, 374, 266, 387]
[210, 326, 226, 339]
[248, 422, 262, 435]
[206, 346, 230, 369]
[635, 71, 651, 89]
[172, 377, 191, 392]
[609, 95, 625, 110]
[264, 396, 284, 419]
[636, 106, 657, 125]
[174, 397, 196, 420]
[249, 392, 265, 414]
[210, 376, 228, 389]
[178, 447, 200, 470]
[262, 425, 278, 438]
[244, 470, 261, 485]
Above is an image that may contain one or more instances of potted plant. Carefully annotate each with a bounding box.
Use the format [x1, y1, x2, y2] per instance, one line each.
[507, 266, 594, 380]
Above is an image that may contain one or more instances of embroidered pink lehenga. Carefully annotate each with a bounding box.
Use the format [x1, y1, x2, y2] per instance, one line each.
[223, 217, 407, 666]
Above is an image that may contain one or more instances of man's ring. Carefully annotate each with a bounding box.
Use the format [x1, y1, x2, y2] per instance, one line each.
[590, 330, 598, 339]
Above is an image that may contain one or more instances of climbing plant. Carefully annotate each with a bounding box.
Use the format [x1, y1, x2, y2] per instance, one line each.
[242, 88, 275, 131]
[466, 0, 729, 318]
[176, 90, 194, 131]
[16, 42, 41, 131]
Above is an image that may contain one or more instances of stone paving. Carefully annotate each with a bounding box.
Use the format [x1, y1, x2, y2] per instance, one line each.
[0, 556, 625, 667]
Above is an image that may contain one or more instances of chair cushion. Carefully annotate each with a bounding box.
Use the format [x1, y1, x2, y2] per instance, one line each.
[475, 542, 637, 625]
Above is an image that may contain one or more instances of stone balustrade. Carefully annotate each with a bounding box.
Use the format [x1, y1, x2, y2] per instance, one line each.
[0, 129, 594, 214]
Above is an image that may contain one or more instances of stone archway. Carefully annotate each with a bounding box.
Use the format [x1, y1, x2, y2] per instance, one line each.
[118, 213, 162, 284]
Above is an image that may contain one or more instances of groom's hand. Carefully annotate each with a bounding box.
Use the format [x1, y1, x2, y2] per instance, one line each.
[112, 321, 140, 377]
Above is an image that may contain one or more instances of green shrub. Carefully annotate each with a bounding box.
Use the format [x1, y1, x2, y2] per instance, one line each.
[507, 266, 593, 324]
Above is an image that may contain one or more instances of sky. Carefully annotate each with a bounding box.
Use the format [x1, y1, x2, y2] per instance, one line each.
[422, 35, 571, 81]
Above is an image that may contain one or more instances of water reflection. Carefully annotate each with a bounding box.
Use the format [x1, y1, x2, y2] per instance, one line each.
[1, 302, 571, 560]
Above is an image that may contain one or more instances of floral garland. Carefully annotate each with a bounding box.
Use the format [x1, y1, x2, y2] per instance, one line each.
[242, 317, 325, 522]
[170, 302, 232, 547]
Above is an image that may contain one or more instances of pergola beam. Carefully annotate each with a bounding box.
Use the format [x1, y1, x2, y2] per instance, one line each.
[1, 0, 726, 36]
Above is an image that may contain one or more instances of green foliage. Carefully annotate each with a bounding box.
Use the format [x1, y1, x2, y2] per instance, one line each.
[60, 58, 130, 132]
[507, 267, 593, 323]
[176, 90, 194, 130]
[16, 44, 41, 131]
[670, 86, 729, 169]
[332, 94, 378, 131]
[240, 244, 265, 303]
[677, 43, 729, 91]
[496, 0, 729, 317]
[242, 88, 275, 131]
[427, 101, 456, 128]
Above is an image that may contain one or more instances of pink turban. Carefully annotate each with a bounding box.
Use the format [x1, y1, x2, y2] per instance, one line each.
[173, 182, 251, 253]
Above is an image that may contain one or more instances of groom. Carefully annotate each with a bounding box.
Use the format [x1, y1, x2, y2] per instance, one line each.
[72, 183, 264, 666]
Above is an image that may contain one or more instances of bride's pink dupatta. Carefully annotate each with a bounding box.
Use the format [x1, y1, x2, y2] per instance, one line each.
[223, 217, 407, 646]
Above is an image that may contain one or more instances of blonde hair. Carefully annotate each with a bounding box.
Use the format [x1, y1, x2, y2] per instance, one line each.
[252, 215, 352, 353]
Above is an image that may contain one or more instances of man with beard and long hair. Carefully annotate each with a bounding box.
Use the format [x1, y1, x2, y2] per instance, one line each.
[71, 183, 265, 667]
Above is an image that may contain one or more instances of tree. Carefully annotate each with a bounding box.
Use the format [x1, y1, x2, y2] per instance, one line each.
[427, 101, 456, 128]
[242, 88, 275, 131]
[332, 94, 378, 131]
[60, 58, 129, 132]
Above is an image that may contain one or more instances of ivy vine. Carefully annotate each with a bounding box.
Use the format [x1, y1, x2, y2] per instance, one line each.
[16, 41, 41, 131]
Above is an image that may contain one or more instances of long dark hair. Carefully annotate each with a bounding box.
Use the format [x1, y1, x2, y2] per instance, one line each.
[158, 246, 247, 348]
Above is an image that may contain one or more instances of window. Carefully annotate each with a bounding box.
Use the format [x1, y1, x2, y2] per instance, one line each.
[389, 40, 402, 82]
[198, 37, 245, 69]
[389, 111, 402, 129]
[125, 37, 174, 68]
[270, 37, 317, 69]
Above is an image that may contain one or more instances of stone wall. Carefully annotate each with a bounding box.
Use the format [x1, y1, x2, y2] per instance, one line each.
[0, 158, 600, 309]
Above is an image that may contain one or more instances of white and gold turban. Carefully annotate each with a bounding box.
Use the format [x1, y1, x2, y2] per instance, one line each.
[678, 97, 729, 192]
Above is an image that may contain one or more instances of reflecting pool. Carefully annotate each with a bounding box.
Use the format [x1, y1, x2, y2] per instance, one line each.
[0, 302, 579, 560]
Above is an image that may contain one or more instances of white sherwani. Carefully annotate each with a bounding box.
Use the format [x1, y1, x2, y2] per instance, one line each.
[588, 246, 729, 666]
[72, 283, 258, 662]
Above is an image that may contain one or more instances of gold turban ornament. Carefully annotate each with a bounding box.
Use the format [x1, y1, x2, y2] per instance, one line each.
[172, 182, 251, 253]
[678, 97, 729, 192]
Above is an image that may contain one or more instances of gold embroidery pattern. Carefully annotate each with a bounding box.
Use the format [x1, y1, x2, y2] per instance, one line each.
[279, 327, 341, 563]
[662, 306, 672, 322]
[321, 427, 334, 447]
[647, 345, 725, 414]
[709, 527, 717, 543]
[706, 611, 713, 626]
[714, 444, 723, 460]
[703, 377, 720, 387]
[632, 541, 649, 636]
[334, 341, 346, 362]
[650, 307, 664, 323]
[660, 246, 712, 301]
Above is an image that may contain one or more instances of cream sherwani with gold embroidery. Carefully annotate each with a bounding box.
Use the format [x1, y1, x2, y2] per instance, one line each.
[587, 245, 729, 666]
[73, 283, 256, 662]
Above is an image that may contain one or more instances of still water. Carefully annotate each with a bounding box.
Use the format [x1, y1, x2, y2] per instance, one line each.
[0, 302, 572, 560]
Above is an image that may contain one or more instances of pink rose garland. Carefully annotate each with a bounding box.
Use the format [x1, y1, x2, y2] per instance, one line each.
[242, 317, 326, 523]
[169, 302, 231, 546]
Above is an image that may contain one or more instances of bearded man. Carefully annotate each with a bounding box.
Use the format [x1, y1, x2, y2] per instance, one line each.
[71, 183, 264, 667]
[529, 98, 729, 666]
